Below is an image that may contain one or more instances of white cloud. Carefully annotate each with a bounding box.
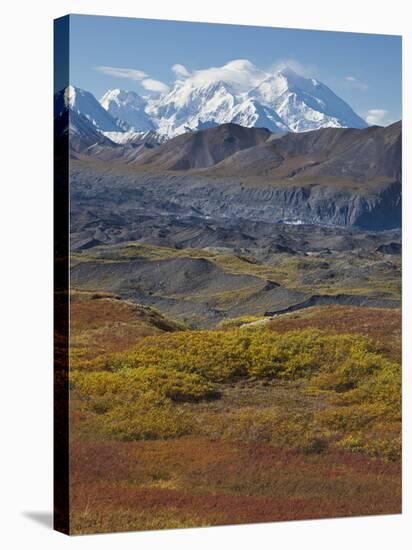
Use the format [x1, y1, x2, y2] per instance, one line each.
[366, 108, 391, 126]
[183, 59, 268, 93]
[173, 58, 319, 96]
[345, 75, 356, 82]
[95, 66, 147, 81]
[142, 78, 170, 94]
[95, 65, 170, 95]
[172, 64, 190, 78]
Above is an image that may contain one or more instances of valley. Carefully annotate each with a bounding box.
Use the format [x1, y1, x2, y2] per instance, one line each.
[65, 119, 401, 534]
[69, 120, 401, 329]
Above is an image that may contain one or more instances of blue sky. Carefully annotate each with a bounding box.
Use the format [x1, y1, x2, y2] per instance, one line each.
[67, 14, 402, 125]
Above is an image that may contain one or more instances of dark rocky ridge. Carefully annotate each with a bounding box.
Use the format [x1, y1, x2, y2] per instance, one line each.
[135, 122, 401, 184]
[136, 123, 272, 170]
[265, 293, 401, 317]
[66, 121, 401, 231]
[70, 163, 400, 231]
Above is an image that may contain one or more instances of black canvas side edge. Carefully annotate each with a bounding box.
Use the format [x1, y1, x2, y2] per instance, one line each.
[53, 14, 70, 536]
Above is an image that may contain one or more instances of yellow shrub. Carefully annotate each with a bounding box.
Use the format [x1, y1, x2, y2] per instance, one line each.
[71, 368, 219, 405]
[203, 408, 329, 454]
[96, 328, 379, 384]
[70, 325, 401, 458]
[101, 398, 193, 441]
[337, 431, 401, 461]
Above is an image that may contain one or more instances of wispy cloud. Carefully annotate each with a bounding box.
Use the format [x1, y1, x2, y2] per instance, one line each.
[271, 59, 317, 78]
[344, 75, 368, 91]
[365, 108, 392, 126]
[172, 64, 190, 79]
[141, 79, 170, 94]
[95, 65, 170, 95]
[95, 66, 148, 81]
[187, 59, 266, 92]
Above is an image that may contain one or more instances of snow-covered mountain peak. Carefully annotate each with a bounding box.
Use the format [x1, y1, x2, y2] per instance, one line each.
[100, 88, 153, 132]
[249, 66, 368, 132]
[56, 60, 368, 143]
[276, 66, 325, 95]
[58, 85, 121, 132]
[250, 74, 288, 104]
[100, 88, 145, 110]
[64, 84, 77, 108]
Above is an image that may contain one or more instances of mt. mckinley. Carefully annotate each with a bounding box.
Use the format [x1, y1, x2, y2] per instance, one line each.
[58, 61, 368, 143]
[147, 63, 367, 136]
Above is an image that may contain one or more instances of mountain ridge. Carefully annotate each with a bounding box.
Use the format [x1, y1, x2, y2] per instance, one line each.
[56, 85, 121, 133]
[55, 63, 368, 142]
[136, 123, 272, 170]
[113, 121, 401, 186]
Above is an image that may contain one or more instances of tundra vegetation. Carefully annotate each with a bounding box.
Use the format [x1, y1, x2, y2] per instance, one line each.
[68, 292, 401, 534]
